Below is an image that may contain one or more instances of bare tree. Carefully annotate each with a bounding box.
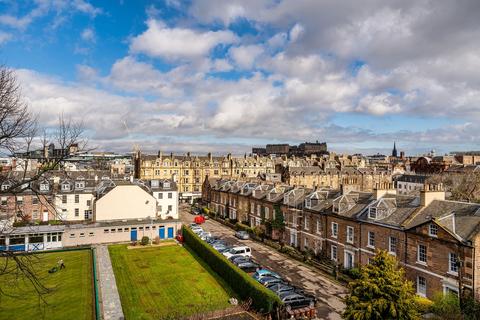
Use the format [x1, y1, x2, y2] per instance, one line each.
[0, 65, 86, 303]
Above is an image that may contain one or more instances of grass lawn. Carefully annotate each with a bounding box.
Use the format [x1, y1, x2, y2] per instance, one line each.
[109, 244, 234, 320]
[0, 249, 94, 320]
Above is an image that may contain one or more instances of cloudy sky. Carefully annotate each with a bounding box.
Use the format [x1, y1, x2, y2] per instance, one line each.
[1, 0, 479, 155]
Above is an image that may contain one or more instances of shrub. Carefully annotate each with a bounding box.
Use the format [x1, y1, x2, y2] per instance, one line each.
[202, 207, 209, 215]
[431, 293, 462, 320]
[140, 236, 150, 246]
[414, 296, 433, 314]
[235, 222, 251, 232]
[182, 226, 281, 314]
[343, 267, 361, 280]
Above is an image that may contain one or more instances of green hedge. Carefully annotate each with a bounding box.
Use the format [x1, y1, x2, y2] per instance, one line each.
[234, 222, 252, 232]
[182, 226, 281, 314]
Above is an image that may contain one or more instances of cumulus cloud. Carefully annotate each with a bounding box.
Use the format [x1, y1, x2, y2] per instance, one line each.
[0, 31, 12, 44]
[130, 19, 237, 60]
[229, 45, 263, 69]
[81, 27, 95, 42]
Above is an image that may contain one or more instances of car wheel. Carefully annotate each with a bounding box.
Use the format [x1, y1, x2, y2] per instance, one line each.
[285, 304, 291, 312]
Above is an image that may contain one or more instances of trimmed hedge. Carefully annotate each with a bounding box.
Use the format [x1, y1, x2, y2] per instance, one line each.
[182, 226, 282, 314]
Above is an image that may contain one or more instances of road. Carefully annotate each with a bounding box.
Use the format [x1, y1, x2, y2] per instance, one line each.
[180, 204, 346, 320]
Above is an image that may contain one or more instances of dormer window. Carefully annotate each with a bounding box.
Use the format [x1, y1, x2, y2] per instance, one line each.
[61, 183, 71, 191]
[369, 207, 377, 219]
[39, 182, 49, 192]
[1, 182, 11, 191]
[151, 180, 159, 187]
[75, 181, 85, 190]
[429, 224, 438, 237]
[305, 199, 311, 209]
[163, 182, 170, 188]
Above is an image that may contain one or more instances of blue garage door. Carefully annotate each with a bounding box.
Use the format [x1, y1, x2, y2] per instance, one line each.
[167, 227, 174, 239]
[130, 229, 137, 241]
[159, 227, 165, 239]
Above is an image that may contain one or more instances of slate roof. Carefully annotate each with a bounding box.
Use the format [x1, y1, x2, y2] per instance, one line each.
[358, 194, 421, 227]
[329, 191, 374, 218]
[405, 200, 480, 241]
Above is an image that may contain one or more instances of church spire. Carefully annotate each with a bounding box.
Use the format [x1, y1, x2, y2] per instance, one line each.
[392, 141, 398, 157]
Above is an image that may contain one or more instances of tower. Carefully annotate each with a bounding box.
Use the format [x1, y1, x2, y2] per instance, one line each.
[392, 142, 398, 158]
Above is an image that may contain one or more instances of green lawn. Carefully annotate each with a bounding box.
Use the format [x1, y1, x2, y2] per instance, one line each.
[0, 249, 94, 320]
[109, 244, 234, 320]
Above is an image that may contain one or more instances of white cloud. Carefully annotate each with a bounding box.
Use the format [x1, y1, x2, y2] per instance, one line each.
[81, 27, 95, 42]
[228, 45, 264, 69]
[289, 23, 305, 42]
[0, 31, 12, 44]
[130, 19, 237, 60]
[356, 93, 402, 116]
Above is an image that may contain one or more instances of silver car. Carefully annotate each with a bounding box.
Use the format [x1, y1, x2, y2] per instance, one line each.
[235, 230, 250, 240]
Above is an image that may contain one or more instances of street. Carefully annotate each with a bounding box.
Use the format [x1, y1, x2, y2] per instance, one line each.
[180, 204, 346, 320]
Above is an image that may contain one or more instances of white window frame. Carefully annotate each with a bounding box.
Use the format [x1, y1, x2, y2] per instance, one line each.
[389, 236, 397, 255]
[331, 222, 338, 238]
[344, 250, 354, 269]
[316, 220, 321, 234]
[429, 224, 438, 237]
[367, 231, 375, 248]
[448, 252, 458, 275]
[417, 244, 427, 264]
[304, 217, 310, 231]
[346, 226, 354, 244]
[417, 276, 427, 297]
[369, 207, 377, 219]
[331, 245, 337, 261]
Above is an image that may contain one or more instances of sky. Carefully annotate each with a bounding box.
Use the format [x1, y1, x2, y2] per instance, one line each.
[0, 0, 479, 156]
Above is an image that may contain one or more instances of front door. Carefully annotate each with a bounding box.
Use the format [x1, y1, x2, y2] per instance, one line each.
[130, 229, 137, 241]
[167, 227, 174, 239]
[42, 210, 49, 222]
[344, 251, 354, 269]
[159, 227, 165, 239]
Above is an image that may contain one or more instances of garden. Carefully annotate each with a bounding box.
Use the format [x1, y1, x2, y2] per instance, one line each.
[0, 249, 94, 320]
[108, 243, 235, 319]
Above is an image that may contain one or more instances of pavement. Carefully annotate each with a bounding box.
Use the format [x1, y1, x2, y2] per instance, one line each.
[180, 204, 347, 320]
[95, 245, 125, 320]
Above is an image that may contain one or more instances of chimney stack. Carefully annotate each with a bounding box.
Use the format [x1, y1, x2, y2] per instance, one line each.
[420, 183, 445, 207]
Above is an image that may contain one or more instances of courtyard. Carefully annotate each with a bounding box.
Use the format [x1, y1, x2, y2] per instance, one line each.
[109, 243, 235, 319]
[0, 249, 94, 320]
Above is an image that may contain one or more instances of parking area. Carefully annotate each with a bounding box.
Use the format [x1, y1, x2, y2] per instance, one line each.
[180, 204, 346, 320]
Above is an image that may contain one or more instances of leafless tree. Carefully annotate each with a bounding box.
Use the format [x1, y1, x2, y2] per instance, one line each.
[0, 65, 86, 304]
[428, 173, 480, 203]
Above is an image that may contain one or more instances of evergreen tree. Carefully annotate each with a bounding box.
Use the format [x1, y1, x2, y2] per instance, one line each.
[343, 250, 420, 320]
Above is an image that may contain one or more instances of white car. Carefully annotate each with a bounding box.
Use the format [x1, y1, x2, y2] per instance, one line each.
[223, 246, 252, 259]
[191, 227, 203, 234]
[199, 232, 212, 240]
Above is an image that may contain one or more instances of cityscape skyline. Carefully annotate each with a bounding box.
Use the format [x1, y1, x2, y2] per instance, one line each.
[0, 1, 479, 155]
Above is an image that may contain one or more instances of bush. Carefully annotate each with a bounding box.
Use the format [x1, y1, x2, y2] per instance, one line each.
[202, 207, 209, 215]
[343, 267, 361, 280]
[414, 296, 433, 314]
[182, 226, 281, 314]
[140, 236, 150, 246]
[431, 293, 462, 320]
[235, 222, 252, 232]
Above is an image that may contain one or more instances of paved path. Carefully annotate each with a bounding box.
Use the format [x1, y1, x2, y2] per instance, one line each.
[95, 245, 125, 320]
[180, 205, 346, 320]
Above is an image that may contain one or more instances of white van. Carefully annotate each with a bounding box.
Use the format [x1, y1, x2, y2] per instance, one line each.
[223, 246, 252, 259]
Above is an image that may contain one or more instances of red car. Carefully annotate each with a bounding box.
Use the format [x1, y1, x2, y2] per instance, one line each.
[194, 215, 205, 224]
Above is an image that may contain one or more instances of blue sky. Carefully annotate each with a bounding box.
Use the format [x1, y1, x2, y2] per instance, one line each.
[1, 0, 479, 155]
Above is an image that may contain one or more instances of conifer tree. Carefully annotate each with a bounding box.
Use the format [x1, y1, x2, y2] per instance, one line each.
[343, 250, 420, 320]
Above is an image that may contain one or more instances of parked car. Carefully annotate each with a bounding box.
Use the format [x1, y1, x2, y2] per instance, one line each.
[191, 227, 203, 234]
[189, 223, 198, 228]
[237, 261, 260, 273]
[218, 246, 234, 254]
[258, 276, 284, 287]
[267, 283, 298, 295]
[211, 241, 228, 250]
[229, 255, 251, 264]
[279, 292, 315, 311]
[205, 235, 220, 244]
[194, 215, 205, 224]
[191, 207, 201, 215]
[253, 269, 282, 281]
[199, 232, 212, 240]
[235, 230, 250, 240]
[223, 246, 252, 259]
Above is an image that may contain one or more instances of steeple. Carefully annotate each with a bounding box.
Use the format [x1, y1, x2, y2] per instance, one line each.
[392, 142, 398, 158]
